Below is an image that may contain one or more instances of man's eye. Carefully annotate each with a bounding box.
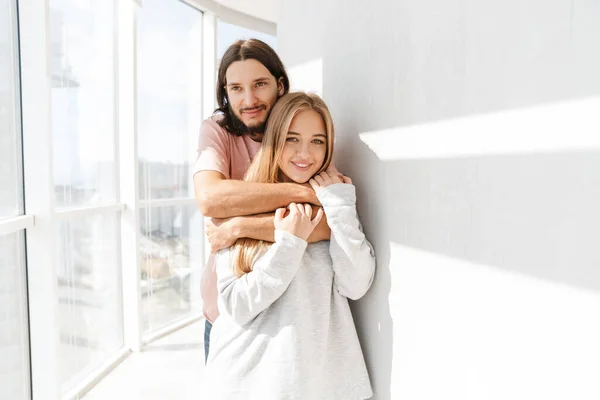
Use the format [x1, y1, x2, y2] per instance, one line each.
[256, 82, 267, 88]
[230, 86, 241, 92]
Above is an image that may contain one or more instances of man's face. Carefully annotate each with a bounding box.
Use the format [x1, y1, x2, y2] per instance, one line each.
[225, 59, 283, 133]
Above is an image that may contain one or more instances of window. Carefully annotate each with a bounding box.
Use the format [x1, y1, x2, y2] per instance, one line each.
[55, 214, 122, 391]
[2, 1, 273, 396]
[0, 0, 30, 399]
[49, 0, 124, 393]
[0, 0, 21, 218]
[139, 205, 204, 332]
[137, 0, 204, 334]
[0, 234, 29, 399]
[50, 0, 116, 209]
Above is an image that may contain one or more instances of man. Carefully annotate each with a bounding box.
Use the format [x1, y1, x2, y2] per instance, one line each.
[193, 39, 332, 362]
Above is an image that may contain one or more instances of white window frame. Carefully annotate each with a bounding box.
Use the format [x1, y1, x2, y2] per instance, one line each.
[19, 0, 61, 398]
[182, 0, 276, 36]
[0, 2, 32, 400]
[0, 215, 34, 234]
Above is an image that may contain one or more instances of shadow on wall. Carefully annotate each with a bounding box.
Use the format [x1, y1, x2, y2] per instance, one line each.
[333, 97, 600, 400]
[347, 145, 394, 400]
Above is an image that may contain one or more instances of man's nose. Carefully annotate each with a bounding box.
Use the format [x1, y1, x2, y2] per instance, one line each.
[243, 89, 258, 107]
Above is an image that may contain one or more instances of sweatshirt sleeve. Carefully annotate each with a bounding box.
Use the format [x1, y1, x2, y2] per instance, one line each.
[317, 183, 376, 300]
[215, 230, 308, 326]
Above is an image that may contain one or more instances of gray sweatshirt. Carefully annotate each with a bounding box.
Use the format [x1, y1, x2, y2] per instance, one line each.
[205, 183, 376, 400]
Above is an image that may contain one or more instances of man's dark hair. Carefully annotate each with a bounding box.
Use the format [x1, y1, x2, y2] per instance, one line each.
[215, 39, 290, 136]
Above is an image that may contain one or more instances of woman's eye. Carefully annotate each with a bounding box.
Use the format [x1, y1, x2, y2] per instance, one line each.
[286, 137, 298, 142]
[230, 86, 241, 92]
[312, 139, 325, 144]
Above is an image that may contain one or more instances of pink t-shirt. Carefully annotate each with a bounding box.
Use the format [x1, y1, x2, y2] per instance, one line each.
[194, 116, 261, 322]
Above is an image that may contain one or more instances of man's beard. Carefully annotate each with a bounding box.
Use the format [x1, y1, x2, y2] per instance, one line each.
[229, 104, 267, 134]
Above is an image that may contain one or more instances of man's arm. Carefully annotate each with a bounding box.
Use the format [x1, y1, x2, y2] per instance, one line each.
[205, 206, 331, 252]
[234, 209, 331, 243]
[194, 171, 320, 218]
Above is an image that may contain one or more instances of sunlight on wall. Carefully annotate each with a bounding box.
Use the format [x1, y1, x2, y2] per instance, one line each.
[388, 241, 600, 400]
[359, 97, 600, 161]
[287, 57, 323, 96]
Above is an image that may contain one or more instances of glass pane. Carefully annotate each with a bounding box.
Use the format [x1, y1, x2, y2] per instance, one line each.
[140, 205, 203, 333]
[0, 232, 30, 400]
[137, 0, 203, 201]
[56, 213, 123, 393]
[0, 0, 21, 218]
[217, 20, 277, 60]
[50, 0, 116, 209]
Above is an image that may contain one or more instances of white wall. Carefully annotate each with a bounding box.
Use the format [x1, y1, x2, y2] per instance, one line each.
[278, 1, 600, 399]
[215, 0, 278, 23]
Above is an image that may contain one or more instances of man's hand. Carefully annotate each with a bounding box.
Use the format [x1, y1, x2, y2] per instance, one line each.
[309, 169, 352, 191]
[299, 182, 321, 206]
[325, 165, 346, 182]
[205, 216, 240, 252]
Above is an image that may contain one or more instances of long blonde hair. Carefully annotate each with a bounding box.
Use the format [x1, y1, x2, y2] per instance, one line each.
[232, 92, 335, 277]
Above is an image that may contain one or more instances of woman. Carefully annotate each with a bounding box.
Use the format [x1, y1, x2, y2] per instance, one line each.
[205, 92, 375, 399]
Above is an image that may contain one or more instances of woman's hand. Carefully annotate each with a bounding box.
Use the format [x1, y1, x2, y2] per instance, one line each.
[309, 168, 352, 191]
[274, 203, 324, 241]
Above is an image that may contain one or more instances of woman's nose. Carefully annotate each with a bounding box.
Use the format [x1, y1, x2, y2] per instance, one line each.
[295, 144, 310, 157]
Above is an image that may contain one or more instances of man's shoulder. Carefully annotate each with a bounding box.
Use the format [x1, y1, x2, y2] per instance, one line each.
[203, 113, 226, 130]
[200, 114, 231, 141]
[203, 114, 247, 138]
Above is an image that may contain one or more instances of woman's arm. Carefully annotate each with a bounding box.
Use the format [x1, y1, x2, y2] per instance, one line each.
[215, 230, 307, 326]
[317, 183, 376, 300]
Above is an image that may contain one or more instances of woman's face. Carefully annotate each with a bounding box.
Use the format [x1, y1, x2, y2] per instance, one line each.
[278, 109, 327, 184]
